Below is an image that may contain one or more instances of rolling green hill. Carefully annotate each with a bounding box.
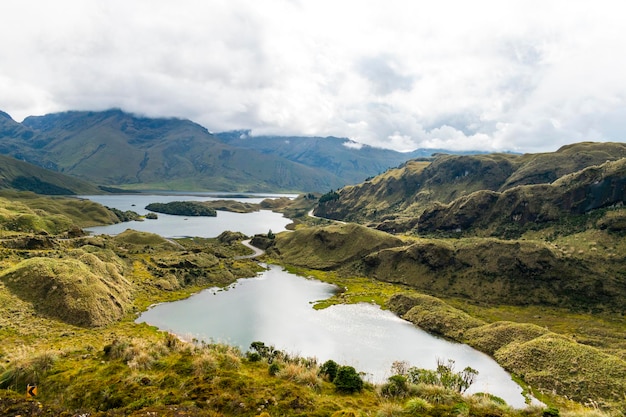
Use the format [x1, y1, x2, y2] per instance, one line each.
[0, 154, 102, 195]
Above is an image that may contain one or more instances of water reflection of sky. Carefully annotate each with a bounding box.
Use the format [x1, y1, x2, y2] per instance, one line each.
[80, 193, 294, 238]
[137, 265, 532, 408]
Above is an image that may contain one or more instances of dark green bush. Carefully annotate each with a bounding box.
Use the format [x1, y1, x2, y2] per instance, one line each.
[333, 366, 363, 393]
[268, 363, 280, 376]
[543, 408, 560, 417]
[380, 374, 410, 398]
[319, 359, 339, 381]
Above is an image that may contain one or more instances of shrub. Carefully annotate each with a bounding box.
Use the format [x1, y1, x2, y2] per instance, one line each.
[380, 375, 410, 398]
[319, 190, 340, 203]
[404, 397, 433, 414]
[543, 408, 560, 417]
[333, 366, 364, 393]
[268, 362, 280, 376]
[406, 359, 478, 393]
[319, 359, 339, 381]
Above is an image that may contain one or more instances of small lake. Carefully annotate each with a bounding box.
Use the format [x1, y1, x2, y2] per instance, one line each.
[80, 193, 295, 238]
[81, 193, 532, 408]
[137, 265, 531, 408]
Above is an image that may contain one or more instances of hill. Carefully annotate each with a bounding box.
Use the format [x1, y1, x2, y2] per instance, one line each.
[0, 154, 102, 195]
[314, 142, 626, 231]
[0, 109, 438, 193]
[0, 178, 624, 414]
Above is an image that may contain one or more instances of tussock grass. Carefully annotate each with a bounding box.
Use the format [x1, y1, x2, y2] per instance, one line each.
[465, 321, 551, 355]
[411, 383, 464, 405]
[388, 293, 485, 339]
[0, 255, 132, 327]
[272, 223, 404, 270]
[0, 191, 118, 228]
[403, 397, 433, 414]
[375, 402, 405, 416]
[495, 335, 626, 408]
[276, 363, 323, 390]
[0, 350, 58, 390]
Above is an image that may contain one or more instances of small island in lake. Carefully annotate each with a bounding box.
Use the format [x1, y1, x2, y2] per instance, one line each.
[145, 201, 217, 217]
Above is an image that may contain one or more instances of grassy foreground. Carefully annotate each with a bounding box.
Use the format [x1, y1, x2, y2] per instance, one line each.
[0, 193, 623, 416]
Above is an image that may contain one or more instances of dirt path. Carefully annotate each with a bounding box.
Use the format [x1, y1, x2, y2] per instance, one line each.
[235, 239, 265, 259]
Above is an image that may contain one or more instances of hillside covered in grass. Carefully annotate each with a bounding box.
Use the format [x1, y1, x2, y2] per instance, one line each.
[315, 142, 626, 233]
[1, 144, 625, 415]
[0, 154, 102, 195]
[0, 109, 433, 193]
[264, 142, 626, 412]
[0, 193, 581, 417]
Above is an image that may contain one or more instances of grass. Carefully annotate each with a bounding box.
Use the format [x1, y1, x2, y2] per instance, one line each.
[1, 193, 625, 415]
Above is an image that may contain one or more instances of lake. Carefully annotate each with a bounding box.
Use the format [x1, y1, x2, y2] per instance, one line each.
[137, 265, 532, 408]
[81, 192, 295, 237]
[82, 193, 533, 408]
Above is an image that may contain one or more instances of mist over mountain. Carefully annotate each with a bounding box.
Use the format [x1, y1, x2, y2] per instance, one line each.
[0, 109, 465, 193]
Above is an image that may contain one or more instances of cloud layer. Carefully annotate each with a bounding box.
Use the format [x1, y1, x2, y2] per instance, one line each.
[2, 0, 625, 152]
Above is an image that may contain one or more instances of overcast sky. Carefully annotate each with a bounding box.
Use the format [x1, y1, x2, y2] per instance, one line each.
[2, 1, 625, 152]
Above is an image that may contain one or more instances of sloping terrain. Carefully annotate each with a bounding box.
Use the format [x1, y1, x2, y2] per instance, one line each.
[0, 252, 132, 327]
[270, 223, 404, 270]
[217, 131, 439, 185]
[0, 109, 427, 192]
[315, 142, 626, 230]
[270, 223, 626, 311]
[418, 157, 626, 235]
[0, 154, 102, 195]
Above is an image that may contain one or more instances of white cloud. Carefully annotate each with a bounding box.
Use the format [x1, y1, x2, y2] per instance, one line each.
[1, 0, 625, 153]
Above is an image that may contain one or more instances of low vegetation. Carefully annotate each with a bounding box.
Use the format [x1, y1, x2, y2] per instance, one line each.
[145, 201, 217, 216]
[2, 142, 626, 415]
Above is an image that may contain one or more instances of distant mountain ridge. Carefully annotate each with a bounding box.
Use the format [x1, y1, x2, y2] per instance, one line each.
[0, 109, 467, 193]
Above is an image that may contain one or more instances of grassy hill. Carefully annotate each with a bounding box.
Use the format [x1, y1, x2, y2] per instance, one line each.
[1, 195, 578, 417]
[315, 142, 626, 230]
[0, 154, 102, 195]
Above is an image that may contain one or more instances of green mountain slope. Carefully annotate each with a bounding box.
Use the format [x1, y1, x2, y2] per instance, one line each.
[315, 142, 626, 230]
[0, 154, 102, 195]
[19, 109, 342, 192]
[0, 109, 434, 192]
[418, 157, 626, 235]
[217, 131, 440, 185]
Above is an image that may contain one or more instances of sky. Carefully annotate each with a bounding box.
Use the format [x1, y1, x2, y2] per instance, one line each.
[2, 1, 626, 153]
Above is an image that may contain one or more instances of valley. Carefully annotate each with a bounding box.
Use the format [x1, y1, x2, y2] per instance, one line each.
[0, 140, 625, 416]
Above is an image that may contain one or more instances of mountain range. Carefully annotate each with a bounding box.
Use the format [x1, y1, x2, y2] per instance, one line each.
[0, 109, 466, 193]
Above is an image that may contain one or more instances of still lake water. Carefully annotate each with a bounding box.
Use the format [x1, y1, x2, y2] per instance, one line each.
[82, 193, 531, 408]
[82, 192, 295, 237]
